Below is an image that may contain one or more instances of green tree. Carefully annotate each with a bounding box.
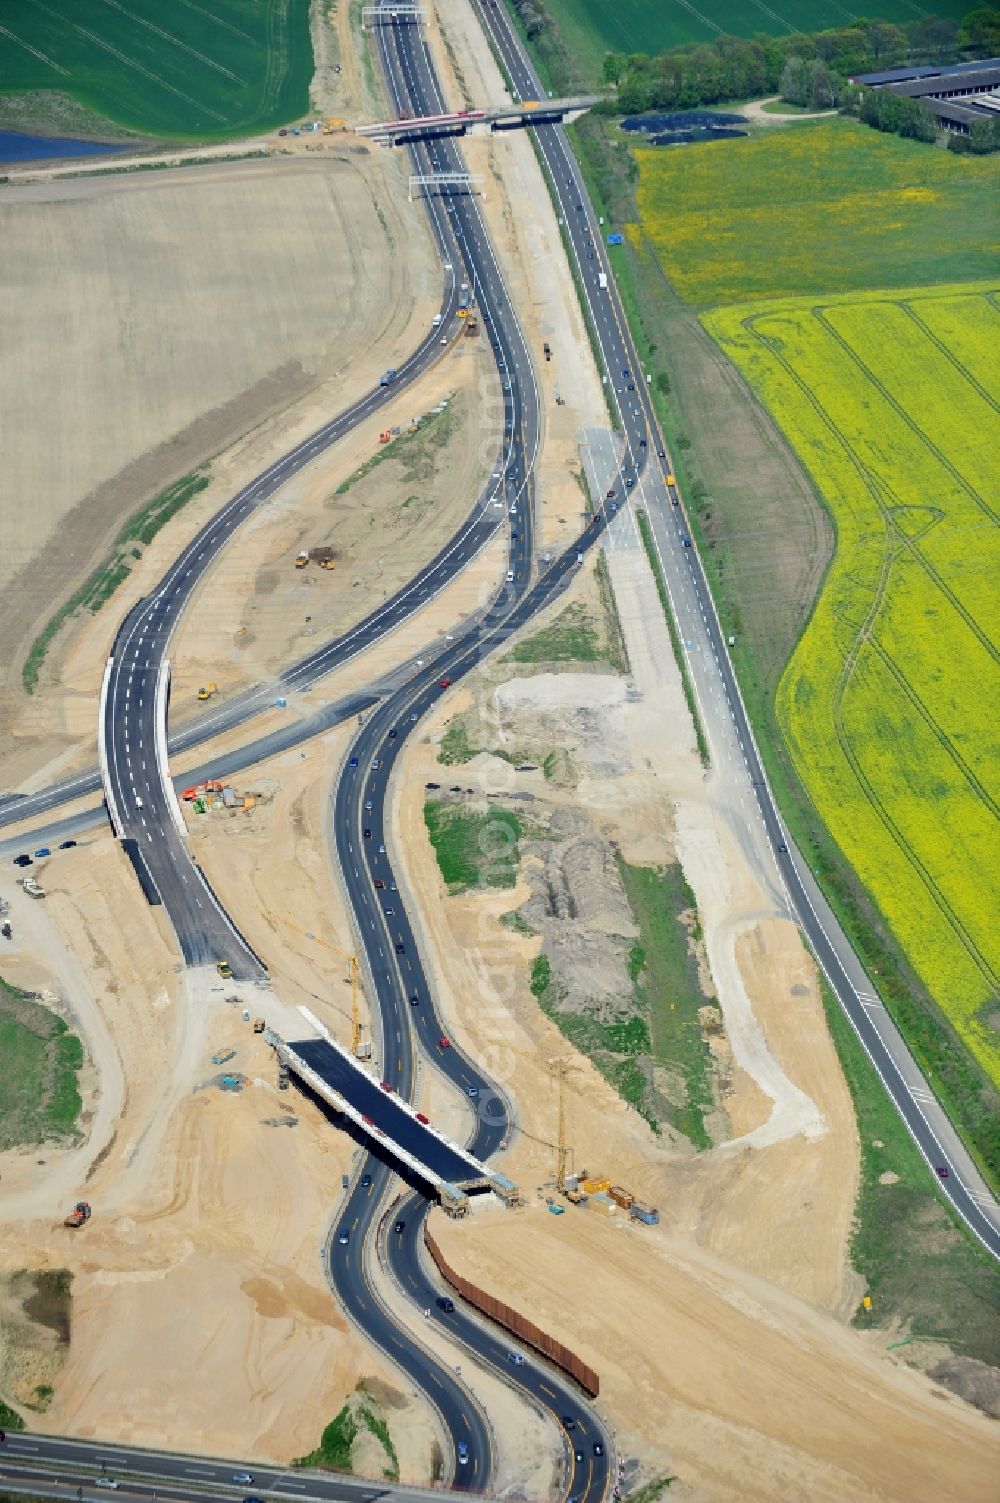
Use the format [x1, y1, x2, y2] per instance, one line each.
[780, 56, 810, 106]
[958, 6, 1000, 51]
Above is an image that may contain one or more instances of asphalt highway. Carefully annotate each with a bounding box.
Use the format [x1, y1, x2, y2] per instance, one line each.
[319, 7, 615, 1496]
[471, 0, 999, 1259]
[0, 1432, 478, 1503]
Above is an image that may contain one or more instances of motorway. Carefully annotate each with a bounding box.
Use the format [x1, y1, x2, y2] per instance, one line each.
[0, 1431, 478, 1503]
[471, 0, 1000, 1259]
[4, 1, 996, 1500]
[319, 7, 615, 1496]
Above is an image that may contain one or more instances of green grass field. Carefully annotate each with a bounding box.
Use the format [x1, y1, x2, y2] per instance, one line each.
[0, 977, 83, 1150]
[706, 283, 1000, 1099]
[0, 0, 313, 139]
[632, 119, 1000, 307]
[424, 803, 522, 894]
[535, 0, 973, 81]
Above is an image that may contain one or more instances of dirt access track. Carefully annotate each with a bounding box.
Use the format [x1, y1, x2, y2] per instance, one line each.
[0, 144, 439, 789]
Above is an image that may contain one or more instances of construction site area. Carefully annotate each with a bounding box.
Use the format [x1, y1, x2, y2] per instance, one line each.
[0, 0, 997, 1497]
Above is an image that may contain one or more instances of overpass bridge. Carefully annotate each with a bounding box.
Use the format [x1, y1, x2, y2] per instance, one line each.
[274, 1010, 520, 1216]
[355, 95, 602, 145]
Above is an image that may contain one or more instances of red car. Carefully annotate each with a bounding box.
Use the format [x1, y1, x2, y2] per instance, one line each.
[438, 1036, 450, 1049]
[380, 1081, 393, 1093]
[415, 1112, 430, 1124]
[439, 676, 452, 689]
[374, 878, 386, 889]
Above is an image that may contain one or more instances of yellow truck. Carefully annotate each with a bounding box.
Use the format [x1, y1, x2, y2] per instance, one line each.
[197, 683, 218, 701]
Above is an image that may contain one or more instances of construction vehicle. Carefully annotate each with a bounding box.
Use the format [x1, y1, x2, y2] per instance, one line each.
[295, 551, 309, 568]
[379, 431, 392, 444]
[253, 1017, 266, 1034]
[197, 683, 218, 701]
[379, 368, 398, 387]
[464, 316, 479, 337]
[216, 961, 233, 980]
[212, 1048, 236, 1066]
[1, 923, 12, 941]
[456, 307, 468, 321]
[64, 1201, 91, 1229]
[19, 878, 45, 900]
[543, 341, 551, 361]
[323, 117, 345, 133]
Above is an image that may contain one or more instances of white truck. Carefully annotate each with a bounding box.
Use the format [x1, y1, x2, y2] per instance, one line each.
[598, 272, 608, 291]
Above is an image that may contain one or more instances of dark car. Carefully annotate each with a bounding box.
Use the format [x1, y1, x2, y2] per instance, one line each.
[562, 1416, 576, 1430]
[394, 1220, 406, 1234]
[395, 942, 406, 955]
[426, 781, 440, 790]
[59, 839, 77, 850]
[12, 855, 32, 867]
[575, 1449, 584, 1462]
[682, 536, 692, 548]
[777, 842, 788, 854]
[360, 1173, 372, 1187]
[387, 728, 397, 739]
[364, 828, 372, 839]
[593, 1441, 605, 1457]
[436, 1296, 455, 1313]
[936, 1164, 949, 1178]
[374, 878, 386, 889]
[409, 994, 420, 1006]
[349, 756, 359, 768]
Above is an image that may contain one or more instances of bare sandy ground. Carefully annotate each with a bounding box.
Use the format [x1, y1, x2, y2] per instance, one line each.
[431, 1203, 998, 1501]
[0, 144, 437, 788]
[168, 344, 499, 712]
[0, 834, 439, 1477]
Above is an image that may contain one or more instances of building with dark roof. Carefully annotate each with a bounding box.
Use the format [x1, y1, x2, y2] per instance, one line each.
[850, 58, 1000, 132]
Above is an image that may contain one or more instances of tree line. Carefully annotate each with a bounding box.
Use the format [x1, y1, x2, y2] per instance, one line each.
[602, 7, 1000, 149]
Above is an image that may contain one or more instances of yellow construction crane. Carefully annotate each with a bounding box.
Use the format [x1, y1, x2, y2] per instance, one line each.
[281, 917, 365, 1055]
[553, 1058, 569, 1194]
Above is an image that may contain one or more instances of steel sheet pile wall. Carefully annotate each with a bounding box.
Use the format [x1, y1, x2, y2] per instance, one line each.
[425, 1227, 600, 1397]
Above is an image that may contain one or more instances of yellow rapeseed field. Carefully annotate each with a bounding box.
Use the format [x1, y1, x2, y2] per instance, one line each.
[704, 283, 1000, 1085]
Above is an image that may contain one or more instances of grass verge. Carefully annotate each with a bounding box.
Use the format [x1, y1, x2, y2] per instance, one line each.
[820, 979, 1000, 1361]
[424, 803, 522, 893]
[619, 859, 715, 1148]
[22, 468, 210, 693]
[334, 400, 455, 497]
[0, 1402, 26, 1432]
[0, 977, 83, 1150]
[635, 511, 709, 766]
[294, 1404, 356, 1469]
